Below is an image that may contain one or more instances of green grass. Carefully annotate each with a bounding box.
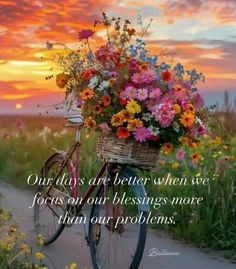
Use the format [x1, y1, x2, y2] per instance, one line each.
[0, 115, 236, 259]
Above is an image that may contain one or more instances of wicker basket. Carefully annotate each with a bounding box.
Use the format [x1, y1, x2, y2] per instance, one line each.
[96, 134, 160, 170]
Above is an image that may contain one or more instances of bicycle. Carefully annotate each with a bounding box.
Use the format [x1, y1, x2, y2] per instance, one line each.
[34, 113, 150, 269]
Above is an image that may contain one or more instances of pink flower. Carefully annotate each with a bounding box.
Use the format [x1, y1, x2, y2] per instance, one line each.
[137, 88, 148, 101]
[141, 69, 156, 84]
[129, 60, 139, 73]
[153, 103, 175, 128]
[131, 72, 143, 85]
[98, 123, 111, 135]
[191, 93, 204, 109]
[134, 127, 151, 142]
[122, 86, 137, 99]
[149, 87, 161, 99]
[176, 148, 185, 161]
[78, 29, 95, 41]
[146, 99, 158, 112]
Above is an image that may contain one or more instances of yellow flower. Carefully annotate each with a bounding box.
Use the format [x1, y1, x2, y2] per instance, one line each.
[35, 252, 45, 261]
[9, 225, 18, 234]
[36, 234, 45, 247]
[111, 113, 125, 127]
[85, 116, 96, 129]
[126, 99, 141, 114]
[56, 73, 69, 88]
[79, 88, 94, 100]
[127, 119, 143, 132]
[172, 162, 180, 169]
[65, 263, 78, 269]
[22, 243, 31, 254]
[180, 112, 195, 127]
[172, 104, 181, 114]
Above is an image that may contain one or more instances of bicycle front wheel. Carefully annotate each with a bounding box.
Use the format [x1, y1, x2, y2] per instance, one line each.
[89, 166, 149, 269]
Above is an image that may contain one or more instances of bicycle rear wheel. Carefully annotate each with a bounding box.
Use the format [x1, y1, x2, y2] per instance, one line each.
[89, 166, 149, 269]
[34, 153, 70, 245]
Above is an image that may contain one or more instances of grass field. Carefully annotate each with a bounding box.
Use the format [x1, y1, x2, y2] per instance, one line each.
[0, 114, 235, 260]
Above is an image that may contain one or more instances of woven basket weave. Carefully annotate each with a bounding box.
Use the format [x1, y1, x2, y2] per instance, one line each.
[96, 134, 160, 170]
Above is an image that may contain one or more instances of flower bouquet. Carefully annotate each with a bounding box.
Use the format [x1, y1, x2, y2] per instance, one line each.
[50, 13, 207, 169]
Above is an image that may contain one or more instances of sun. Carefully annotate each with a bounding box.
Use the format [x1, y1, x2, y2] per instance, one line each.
[15, 103, 23, 110]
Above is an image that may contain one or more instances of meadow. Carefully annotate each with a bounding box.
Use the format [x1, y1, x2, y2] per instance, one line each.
[0, 110, 235, 262]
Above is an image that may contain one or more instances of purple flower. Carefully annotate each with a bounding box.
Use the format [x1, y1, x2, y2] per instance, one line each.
[191, 92, 204, 109]
[134, 127, 151, 142]
[129, 60, 139, 73]
[78, 29, 95, 41]
[176, 148, 185, 161]
[122, 86, 137, 99]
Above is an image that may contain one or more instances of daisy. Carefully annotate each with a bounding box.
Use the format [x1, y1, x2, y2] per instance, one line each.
[149, 87, 161, 99]
[126, 99, 141, 114]
[176, 148, 185, 161]
[127, 119, 143, 132]
[111, 113, 125, 127]
[180, 112, 195, 128]
[137, 88, 148, 101]
[80, 88, 94, 100]
[134, 127, 151, 142]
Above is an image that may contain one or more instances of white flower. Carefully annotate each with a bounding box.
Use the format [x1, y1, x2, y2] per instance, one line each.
[88, 76, 99, 89]
[148, 125, 160, 136]
[142, 113, 153, 122]
[97, 81, 109, 91]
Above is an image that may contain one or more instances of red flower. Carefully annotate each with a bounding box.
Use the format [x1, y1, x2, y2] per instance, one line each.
[81, 70, 93, 81]
[119, 98, 128, 106]
[117, 127, 130, 139]
[78, 29, 95, 41]
[102, 95, 111, 107]
[161, 70, 172, 82]
[149, 135, 160, 141]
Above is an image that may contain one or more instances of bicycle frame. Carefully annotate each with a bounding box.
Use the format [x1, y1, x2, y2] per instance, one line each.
[46, 126, 108, 212]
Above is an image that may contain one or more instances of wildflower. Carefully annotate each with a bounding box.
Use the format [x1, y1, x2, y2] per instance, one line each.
[172, 162, 180, 169]
[191, 92, 204, 109]
[134, 127, 151, 142]
[185, 103, 195, 114]
[191, 153, 201, 164]
[122, 86, 137, 99]
[127, 119, 143, 132]
[172, 104, 181, 114]
[149, 87, 161, 99]
[97, 81, 109, 91]
[81, 70, 93, 81]
[22, 243, 31, 254]
[65, 262, 78, 269]
[119, 98, 128, 106]
[85, 116, 96, 129]
[137, 88, 148, 101]
[78, 29, 95, 41]
[98, 123, 111, 135]
[92, 105, 102, 114]
[88, 76, 99, 89]
[101, 95, 111, 107]
[126, 99, 141, 114]
[148, 125, 160, 136]
[178, 136, 189, 145]
[129, 60, 139, 72]
[163, 143, 173, 153]
[80, 88, 94, 100]
[153, 103, 175, 128]
[139, 63, 148, 72]
[111, 113, 125, 127]
[127, 28, 136, 36]
[35, 252, 45, 261]
[36, 234, 45, 247]
[56, 73, 69, 88]
[119, 109, 134, 122]
[117, 127, 130, 139]
[161, 70, 172, 82]
[141, 69, 157, 84]
[180, 112, 195, 128]
[142, 112, 153, 122]
[176, 148, 185, 161]
[9, 225, 18, 234]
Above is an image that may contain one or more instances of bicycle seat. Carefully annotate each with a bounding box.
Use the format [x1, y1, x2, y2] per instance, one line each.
[67, 114, 84, 126]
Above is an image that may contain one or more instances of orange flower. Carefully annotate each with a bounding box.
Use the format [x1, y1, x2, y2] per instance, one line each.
[80, 88, 94, 100]
[56, 73, 69, 88]
[180, 112, 195, 127]
[111, 113, 125, 127]
[172, 104, 181, 114]
[109, 78, 115, 86]
[127, 119, 143, 132]
[127, 28, 136, 36]
[85, 116, 96, 129]
[92, 105, 102, 114]
[117, 127, 130, 139]
[163, 143, 173, 154]
[119, 110, 134, 122]
[139, 63, 148, 72]
[191, 153, 201, 164]
[173, 84, 184, 92]
[185, 103, 195, 114]
[102, 95, 111, 107]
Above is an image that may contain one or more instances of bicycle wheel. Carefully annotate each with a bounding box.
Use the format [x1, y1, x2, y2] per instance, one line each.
[89, 166, 149, 269]
[34, 152, 70, 245]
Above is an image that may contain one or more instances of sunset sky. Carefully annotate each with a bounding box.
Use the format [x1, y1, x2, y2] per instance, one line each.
[0, 0, 236, 114]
